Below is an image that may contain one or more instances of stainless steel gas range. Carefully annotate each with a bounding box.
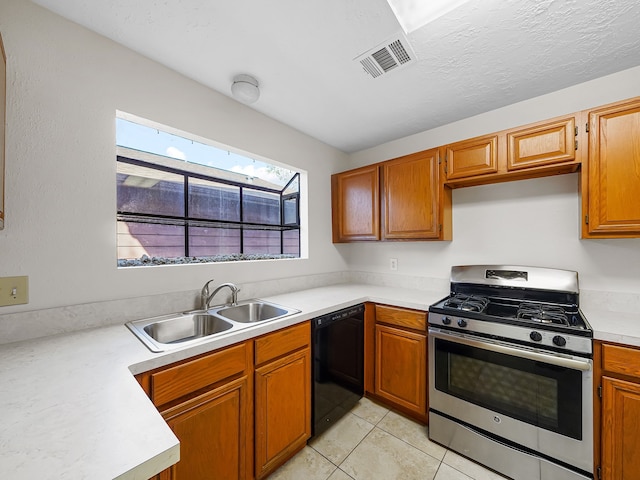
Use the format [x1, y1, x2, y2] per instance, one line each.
[428, 265, 593, 480]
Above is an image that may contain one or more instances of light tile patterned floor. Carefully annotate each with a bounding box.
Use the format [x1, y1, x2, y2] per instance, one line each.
[269, 398, 508, 480]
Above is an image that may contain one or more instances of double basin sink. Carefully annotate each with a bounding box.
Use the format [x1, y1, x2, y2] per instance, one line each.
[126, 300, 300, 352]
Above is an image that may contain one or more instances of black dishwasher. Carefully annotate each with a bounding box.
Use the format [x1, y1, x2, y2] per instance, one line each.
[311, 303, 365, 438]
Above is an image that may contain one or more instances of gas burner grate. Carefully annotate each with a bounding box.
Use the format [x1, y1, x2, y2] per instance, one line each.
[444, 294, 489, 313]
[516, 302, 569, 325]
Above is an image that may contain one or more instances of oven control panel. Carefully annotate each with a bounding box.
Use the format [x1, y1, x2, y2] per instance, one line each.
[431, 314, 592, 356]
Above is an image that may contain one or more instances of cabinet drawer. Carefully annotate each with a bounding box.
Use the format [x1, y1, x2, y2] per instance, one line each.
[375, 305, 426, 331]
[507, 116, 576, 171]
[445, 134, 498, 180]
[602, 343, 640, 379]
[255, 322, 310, 366]
[151, 342, 249, 407]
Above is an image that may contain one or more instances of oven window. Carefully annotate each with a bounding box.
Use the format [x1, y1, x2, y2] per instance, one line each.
[434, 338, 583, 440]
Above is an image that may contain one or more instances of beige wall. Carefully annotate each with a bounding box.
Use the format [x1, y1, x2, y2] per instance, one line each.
[1, 0, 638, 318]
[345, 66, 640, 293]
[0, 0, 349, 313]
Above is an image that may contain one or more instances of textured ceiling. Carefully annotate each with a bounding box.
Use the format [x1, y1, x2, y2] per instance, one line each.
[32, 0, 640, 153]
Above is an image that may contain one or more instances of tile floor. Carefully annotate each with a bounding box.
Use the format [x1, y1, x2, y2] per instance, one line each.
[269, 398, 508, 480]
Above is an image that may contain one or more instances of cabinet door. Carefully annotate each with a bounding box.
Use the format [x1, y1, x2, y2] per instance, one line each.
[255, 348, 311, 479]
[601, 376, 640, 480]
[445, 134, 498, 180]
[586, 98, 640, 236]
[507, 116, 576, 171]
[331, 165, 380, 242]
[159, 376, 251, 480]
[0, 32, 5, 230]
[382, 149, 440, 239]
[374, 324, 427, 418]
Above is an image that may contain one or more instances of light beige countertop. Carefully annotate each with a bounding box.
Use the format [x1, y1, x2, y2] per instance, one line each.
[0, 283, 637, 479]
[0, 284, 443, 480]
[583, 308, 640, 347]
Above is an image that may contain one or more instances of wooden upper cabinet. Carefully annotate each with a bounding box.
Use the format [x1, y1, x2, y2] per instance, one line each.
[332, 149, 451, 242]
[382, 149, 443, 240]
[332, 164, 380, 242]
[445, 134, 498, 180]
[507, 117, 576, 171]
[444, 114, 580, 187]
[584, 97, 640, 237]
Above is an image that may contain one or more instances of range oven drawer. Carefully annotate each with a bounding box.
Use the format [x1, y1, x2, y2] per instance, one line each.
[429, 411, 591, 480]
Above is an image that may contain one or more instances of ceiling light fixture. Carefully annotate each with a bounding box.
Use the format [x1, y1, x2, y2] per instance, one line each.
[231, 74, 260, 104]
[386, 0, 472, 33]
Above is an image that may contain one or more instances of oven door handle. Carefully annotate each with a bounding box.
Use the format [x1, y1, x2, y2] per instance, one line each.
[429, 329, 592, 371]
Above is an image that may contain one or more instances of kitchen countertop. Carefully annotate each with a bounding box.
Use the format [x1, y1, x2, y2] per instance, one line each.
[0, 284, 444, 480]
[582, 308, 640, 347]
[0, 283, 637, 479]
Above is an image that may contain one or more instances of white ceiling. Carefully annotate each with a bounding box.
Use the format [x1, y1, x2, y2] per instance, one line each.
[32, 0, 640, 153]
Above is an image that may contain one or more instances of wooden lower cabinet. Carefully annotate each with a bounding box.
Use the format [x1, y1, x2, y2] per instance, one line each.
[140, 341, 253, 480]
[255, 349, 311, 478]
[158, 376, 251, 480]
[374, 324, 427, 419]
[254, 322, 311, 479]
[597, 341, 640, 480]
[371, 304, 428, 422]
[601, 376, 640, 479]
[139, 322, 312, 480]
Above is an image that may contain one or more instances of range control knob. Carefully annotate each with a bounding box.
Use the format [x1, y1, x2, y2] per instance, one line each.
[553, 335, 567, 347]
[442, 316, 452, 325]
[530, 331, 542, 342]
[457, 319, 468, 328]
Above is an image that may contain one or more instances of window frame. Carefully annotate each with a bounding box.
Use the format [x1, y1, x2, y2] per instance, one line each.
[116, 153, 301, 262]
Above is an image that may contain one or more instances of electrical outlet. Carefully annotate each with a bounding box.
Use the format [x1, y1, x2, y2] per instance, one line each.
[0, 276, 29, 306]
[390, 258, 398, 271]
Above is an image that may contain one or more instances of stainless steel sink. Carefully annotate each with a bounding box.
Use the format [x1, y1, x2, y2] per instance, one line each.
[126, 311, 234, 352]
[126, 299, 300, 352]
[211, 301, 295, 323]
[143, 313, 233, 344]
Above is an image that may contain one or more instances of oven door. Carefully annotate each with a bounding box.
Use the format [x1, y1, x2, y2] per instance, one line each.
[428, 327, 593, 475]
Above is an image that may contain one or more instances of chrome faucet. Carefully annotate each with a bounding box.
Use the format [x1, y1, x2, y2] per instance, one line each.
[204, 282, 240, 310]
[200, 279, 217, 310]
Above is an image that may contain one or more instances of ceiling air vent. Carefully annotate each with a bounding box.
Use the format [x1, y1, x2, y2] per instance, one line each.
[354, 33, 416, 79]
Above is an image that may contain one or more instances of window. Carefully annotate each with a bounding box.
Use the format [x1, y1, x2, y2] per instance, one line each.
[116, 115, 302, 267]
